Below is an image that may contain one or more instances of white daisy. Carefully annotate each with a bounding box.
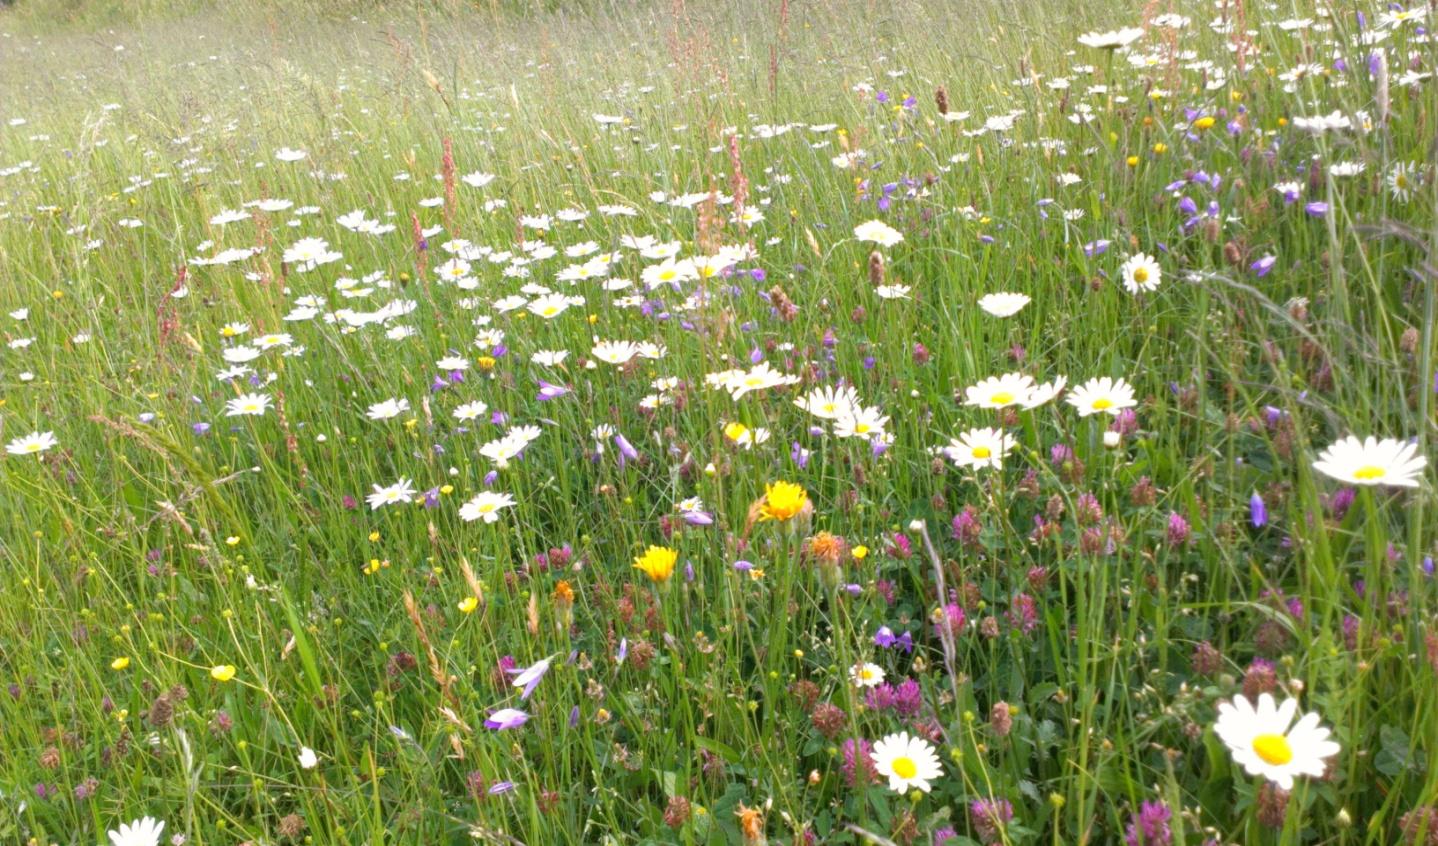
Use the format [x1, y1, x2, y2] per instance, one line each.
[459, 491, 517, 523]
[107, 817, 165, 846]
[366, 478, 416, 510]
[1213, 693, 1340, 790]
[872, 732, 944, 794]
[978, 292, 1030, 317]
[225, 393, 271, 417]
[1065, 376, 1136, 416]
[849, 662, 886, 688]
[5, 430, 58, 456]
[1119, 253, 1162, 294]
[1312, 435, 1426, 488]
[941, 427, 1014, 470]
[853, 219, 904, 248]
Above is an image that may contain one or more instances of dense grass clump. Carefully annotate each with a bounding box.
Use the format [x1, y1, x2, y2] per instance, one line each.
[1, 0, 1436, 843]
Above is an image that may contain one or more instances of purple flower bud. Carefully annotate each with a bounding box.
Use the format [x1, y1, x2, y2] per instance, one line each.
[1304, 201, 1329, 216]
[536, 380, 569, 401]
[1251, 255, 1277, 277]
[613, 433, 639, 461]
[1250, 492, 1268, 527]
[484, 708, 529, 730]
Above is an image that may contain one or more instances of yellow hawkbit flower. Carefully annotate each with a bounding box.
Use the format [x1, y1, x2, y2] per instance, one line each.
[111, 657, 131, 671]
[457, 596, 479, 614]
[759, 481, 809, 521]
[633, 546, 678, 583]
[210, 664, 237, 682]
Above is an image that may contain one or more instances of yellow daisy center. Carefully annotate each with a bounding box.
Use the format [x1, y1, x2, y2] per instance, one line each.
[1252, 733, 1293, 766]
[972, 446, 992, 459]
[891, 756, 918, 779]
[990, 391, 1015, 405]
[1133, 267, 1149, 283]
[1092, 398, 1113, 410]
[1353, 465, 1386, 480]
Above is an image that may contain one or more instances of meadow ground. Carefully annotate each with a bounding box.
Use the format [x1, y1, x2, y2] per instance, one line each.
[1, 0, 1436, 843]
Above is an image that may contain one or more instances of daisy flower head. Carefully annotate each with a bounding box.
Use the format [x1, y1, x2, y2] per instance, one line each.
[853, 219, 904, 248]
[833, 406, 890, 440]
[1066, 376, 1136, 416]
[460, 491, 517, 523]
[794, 384, 861, 420]
[5, 430, 57, 456]
[107, 816, 165, 846]
[1119, 253, 1162, 294]
[1213, 693, 1340, 789]
[367, 478, 417, 510]
[367, 398, 410, 421]
[872, 732, 943, 794]
[225, 392, 271, 417]
[978, 292, 1030, 317]
[850, 661, 886, 688]
[1078, 26, 1144, 49]
[1312, 435, 1426, 488]
[964, 372, 1036, 410]
[943, 427, 1015, 470]
[1387, 161, 1419, 204]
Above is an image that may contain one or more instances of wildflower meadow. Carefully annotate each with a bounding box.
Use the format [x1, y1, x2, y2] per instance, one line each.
[1, 0, 1436, 843]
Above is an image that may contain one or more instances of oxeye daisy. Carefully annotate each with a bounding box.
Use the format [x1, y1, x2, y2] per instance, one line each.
[795, 385, 861, 420]
[964, 372, 1036, 409]
[1077, 27, 1144, 49]
[1213, 693, 1340, 789]
[107, 816, 165, 846]
[367, 398, 410, 420]
[941, 427, 1014, 470]
[366, 478, 417, 510]
[225, 392, 271, 417]
[1312, 435, 1427, 488]
[459, 491, 516, 523]
[1119, 253, 1162, 294]
[850, 661, 886, 688]
[978, 292, 1030, 317]
[872, 732, 943, 794]
[1066, 376, 1136, 416]
[5, 430, 57, 456]
[853, 219, 904, 247]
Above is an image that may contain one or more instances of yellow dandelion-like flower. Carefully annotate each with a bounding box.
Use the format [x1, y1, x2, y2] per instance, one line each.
[210, 664, 237, 682]
[633, 546, 678, 583]
[760, 481, 810, 521]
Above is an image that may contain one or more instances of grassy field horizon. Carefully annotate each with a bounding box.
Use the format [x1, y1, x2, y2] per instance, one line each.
[2, 0, 1436, 843]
